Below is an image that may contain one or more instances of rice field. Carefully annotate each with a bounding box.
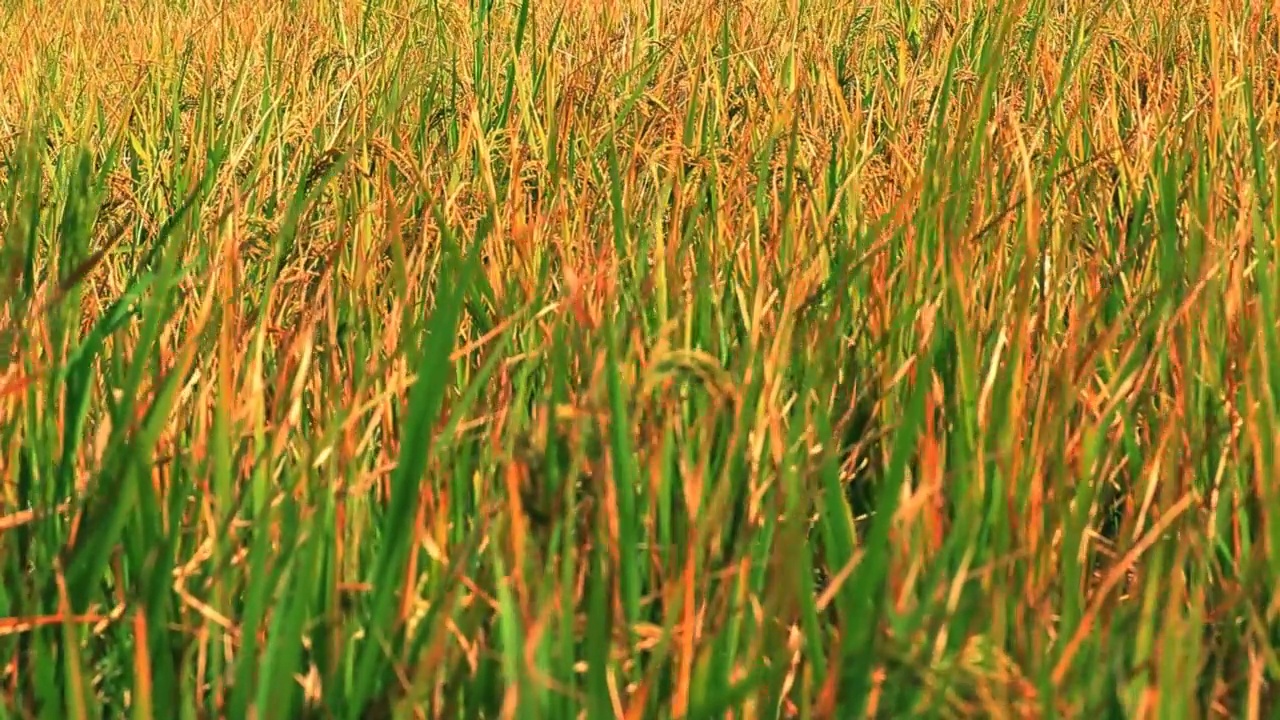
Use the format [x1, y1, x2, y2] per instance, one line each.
[2, 0, 1279, 716]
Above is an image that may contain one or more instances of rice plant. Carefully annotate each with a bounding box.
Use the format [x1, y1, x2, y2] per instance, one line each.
[1, 0, 1278, 716]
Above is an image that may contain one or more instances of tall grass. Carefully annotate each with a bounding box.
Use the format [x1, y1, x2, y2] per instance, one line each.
[1, 0, 1278, 716]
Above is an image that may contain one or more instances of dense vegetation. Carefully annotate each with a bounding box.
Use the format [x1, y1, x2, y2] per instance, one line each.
[2, 0, 1279, 716]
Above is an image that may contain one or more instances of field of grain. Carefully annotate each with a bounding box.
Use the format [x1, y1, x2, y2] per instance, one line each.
[2, 0, 1279, 716]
